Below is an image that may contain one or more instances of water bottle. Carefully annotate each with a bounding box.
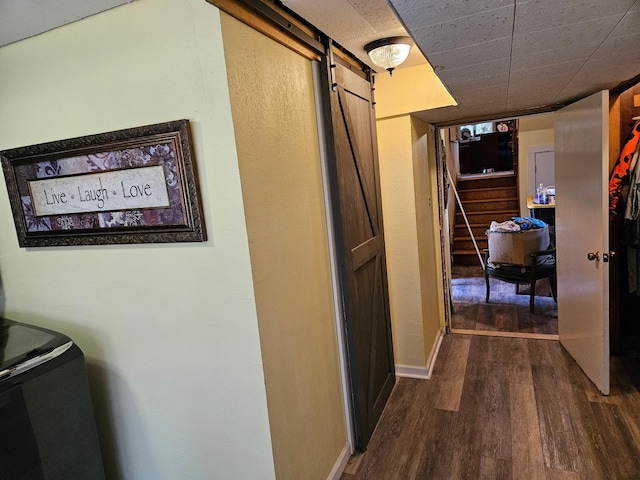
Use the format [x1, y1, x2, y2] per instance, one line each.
[536, 183, 547, 204]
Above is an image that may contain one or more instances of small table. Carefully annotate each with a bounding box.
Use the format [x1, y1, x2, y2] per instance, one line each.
[527, 195, 555, 226]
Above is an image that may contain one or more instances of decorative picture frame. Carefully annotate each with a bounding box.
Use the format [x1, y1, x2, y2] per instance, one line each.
[1, 119, 206, 247]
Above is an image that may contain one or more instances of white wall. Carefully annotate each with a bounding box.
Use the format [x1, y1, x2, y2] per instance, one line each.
[0, 1, 275, 479]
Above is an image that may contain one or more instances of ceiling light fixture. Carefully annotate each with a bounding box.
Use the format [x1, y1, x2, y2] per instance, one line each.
[364, 37, 412, 76]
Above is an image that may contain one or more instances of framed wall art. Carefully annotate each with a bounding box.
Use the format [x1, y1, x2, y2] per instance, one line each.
[1, 119, 206, 247]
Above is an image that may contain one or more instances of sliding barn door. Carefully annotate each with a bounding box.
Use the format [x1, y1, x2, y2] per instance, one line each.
[326, 60, 395, 450]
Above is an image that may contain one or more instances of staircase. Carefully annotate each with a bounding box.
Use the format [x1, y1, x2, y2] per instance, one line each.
[452, 173, 520, 266]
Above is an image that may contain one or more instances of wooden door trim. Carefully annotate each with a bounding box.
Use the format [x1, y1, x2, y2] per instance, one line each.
[206, 0, 323, 60]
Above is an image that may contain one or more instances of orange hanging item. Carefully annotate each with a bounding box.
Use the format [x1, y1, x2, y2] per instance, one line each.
[610, 120, 640, 222]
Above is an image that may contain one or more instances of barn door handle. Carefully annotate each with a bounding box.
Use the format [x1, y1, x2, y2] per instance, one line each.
[587, 251, 600, 261]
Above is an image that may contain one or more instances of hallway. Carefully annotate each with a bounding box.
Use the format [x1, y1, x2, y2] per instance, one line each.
[341, 334, 640, 479]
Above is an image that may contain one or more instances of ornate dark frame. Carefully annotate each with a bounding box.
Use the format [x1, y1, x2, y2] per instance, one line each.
[1, 119, 206, 247]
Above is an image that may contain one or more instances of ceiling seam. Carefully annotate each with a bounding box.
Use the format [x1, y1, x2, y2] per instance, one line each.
[505, 0, 517, 112]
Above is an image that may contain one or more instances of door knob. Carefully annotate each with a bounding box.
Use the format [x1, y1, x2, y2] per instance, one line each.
[587, 251, 600, 261]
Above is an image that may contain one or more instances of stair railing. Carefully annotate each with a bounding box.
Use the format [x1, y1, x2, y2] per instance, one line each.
[447, 167, 485, 269]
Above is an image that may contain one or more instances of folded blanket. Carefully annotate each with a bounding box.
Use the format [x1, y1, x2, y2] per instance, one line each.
[489, 220, 521, 232]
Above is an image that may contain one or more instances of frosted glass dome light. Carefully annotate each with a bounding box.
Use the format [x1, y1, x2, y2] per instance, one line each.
[365, 37, 412, 76]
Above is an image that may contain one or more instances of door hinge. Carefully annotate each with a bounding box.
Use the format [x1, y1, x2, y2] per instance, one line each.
[327, 39, 337, 91]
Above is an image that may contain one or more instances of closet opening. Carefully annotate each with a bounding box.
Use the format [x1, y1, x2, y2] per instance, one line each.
[610, 81, 640, 361]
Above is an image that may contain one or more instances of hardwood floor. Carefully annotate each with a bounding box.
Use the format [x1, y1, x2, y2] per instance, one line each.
[341, 334, 640, 480]
[451, 265, 558, 336]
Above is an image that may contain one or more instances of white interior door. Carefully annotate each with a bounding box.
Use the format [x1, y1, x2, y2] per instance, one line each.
[555, 90, 610, 395]
[536, 151, 555, 187]
[528, 146, 555, 195]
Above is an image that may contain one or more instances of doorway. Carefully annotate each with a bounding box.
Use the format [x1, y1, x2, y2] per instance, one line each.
[438, 118, 559, 339]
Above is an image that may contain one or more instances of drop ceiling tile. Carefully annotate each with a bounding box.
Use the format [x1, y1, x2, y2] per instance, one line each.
[510, 41, 599, 70]
[506, 98, 556, 111]
[555, 83, 612, 104]
[510, 59, 583, 81]
[508, 82, 578, 106]
[347, 0, 404, 30]
[457, 104, 507, 120]
[420, 36, 512, 71]
[388, 0, 512, 27]
[409, 5, 515, 54]
[578, 32, 640, 79]
[282, 0, 377, 40]
[507, 82, 564, 99]
[570, 64, 640, 93]
[511, 89, 570, 107]
[610, 10, 640, 37]
[438, 58, 510, 85]
[444, 71, 509, 89]
[452, 83, 508, 104]
[523, 42, 640, 104]
[456, 96, 508, 112]
[514, 0, 635, 34]
[512, 16, 621, 56]
[413, 105, 465, 125]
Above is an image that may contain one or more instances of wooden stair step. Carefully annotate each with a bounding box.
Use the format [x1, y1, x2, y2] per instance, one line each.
[459, 198, 519, 212]
[451, 250, 485, 266]
[455, 222, 493, 232]
[454, 237, 488, 248]
[458, 186, 518, 201]
[452, 248, 485, 255]
[456, 211, 519, 224]
[456, 175, 517, 190]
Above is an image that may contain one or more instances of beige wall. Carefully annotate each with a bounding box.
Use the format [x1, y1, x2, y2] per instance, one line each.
[412, 118, 446, 358]
[374, 64, 455, 119]
[378, 116, 427, 369]
[0, 1, 276, 478]
[518, 113, 556, 215]
[221, 14, 347, 479]
[377, 114, 445, 374]
[374, 65, 451, 373]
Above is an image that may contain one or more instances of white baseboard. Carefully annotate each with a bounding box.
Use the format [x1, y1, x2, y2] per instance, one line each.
[425, 328, 445, 379]
[327, 443, 351, 480]
[396, 363, 430, 379]
[395, 328, 445, 380]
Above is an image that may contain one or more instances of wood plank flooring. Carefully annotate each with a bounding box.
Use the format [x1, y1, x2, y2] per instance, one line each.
[451, 266, 558, 335]
[341, 334, 640, 480]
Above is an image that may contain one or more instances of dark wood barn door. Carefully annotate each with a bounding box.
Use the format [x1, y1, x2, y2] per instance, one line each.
[325, 59, 395, 450]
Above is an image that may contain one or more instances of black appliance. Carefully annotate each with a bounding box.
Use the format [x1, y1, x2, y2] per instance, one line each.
[0, 318, 105, 479]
